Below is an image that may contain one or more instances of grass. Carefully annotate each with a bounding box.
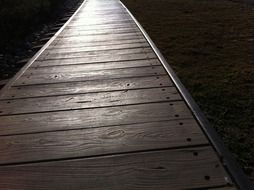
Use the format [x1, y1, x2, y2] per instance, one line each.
[121, 0, 254, 181]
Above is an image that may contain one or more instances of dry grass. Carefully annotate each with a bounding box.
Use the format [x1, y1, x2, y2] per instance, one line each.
[121, 0, 254, 180]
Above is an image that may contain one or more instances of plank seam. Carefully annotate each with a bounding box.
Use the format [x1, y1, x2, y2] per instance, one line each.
[40, 44, 150, 57]
[0, 99, 185, 117]
[47, 39, 146, 49]
[0, 85, 173, 101]
[31, 57, 157, 68]
[0, 144, 210, 167]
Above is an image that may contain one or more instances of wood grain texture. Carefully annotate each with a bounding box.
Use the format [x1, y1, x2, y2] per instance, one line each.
[0, 101, 192, 136]
[69, 17, 133, 25]
[38, 47, 151, 60]
[64, 23, 137, 31]
[28, 59, 160, 74]
[68, 19, 135, 27]
[0, 119, 208, 164]
[44, 42, 149, 54]
[0, 147, 229, 190]
[58, 26, 140, 38]
[0, 87, 181, 115]
[70, 13, 131, 21]
[1, 76, 172, 99]
[72, 13, 131, 19]
[49, 38, 146, 49]
[51, 31, 142, 45]
[16, 66, 165, 85]
[33, 53, 156, 67]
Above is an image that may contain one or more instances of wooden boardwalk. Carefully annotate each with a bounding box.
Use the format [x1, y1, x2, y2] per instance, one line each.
[0, 0, 247, 189]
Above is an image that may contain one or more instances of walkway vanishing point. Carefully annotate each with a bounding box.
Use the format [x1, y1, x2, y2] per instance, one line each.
[0, 0, 252, 189]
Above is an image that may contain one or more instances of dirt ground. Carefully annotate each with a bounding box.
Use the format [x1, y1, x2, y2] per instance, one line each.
[121, 0, 254, 181]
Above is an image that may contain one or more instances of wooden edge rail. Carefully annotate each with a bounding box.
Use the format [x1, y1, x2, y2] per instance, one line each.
[119, 1, 254, 190]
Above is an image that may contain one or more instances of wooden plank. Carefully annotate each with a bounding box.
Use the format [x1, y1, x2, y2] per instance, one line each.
[45, 42, 149, 54]
[72, 13, 130, 19]
[50, 35, 144, 48]
[73, 11, 130, 18]
[64, 23, 137, 31]
[38, 47, 151, 60]
[1, 76, 172, 99]
[67, 19, 135, 27]
[60, 26, 139, 35]
[70, 15, 131, 22]
[48, 38, 146, 49]
[17, 65, 165, 85]
[69, 18, 133, 25]
[0, 101, 192, 136]
[74, 11, 128, 17]
[28, 59, 160, 73]
[0, 87, 181, 115]
[59, 28, 140, 38]
[51, 32, 143, 45]
[75, 8, 127, 13]
[33, 53, 156, 67]
[0, 119, 208, 165]
[69, 19, 134, 27]
[0, 147, 229, 189]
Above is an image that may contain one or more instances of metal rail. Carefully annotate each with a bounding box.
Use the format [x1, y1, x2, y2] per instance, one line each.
[119, 1, 254, 189]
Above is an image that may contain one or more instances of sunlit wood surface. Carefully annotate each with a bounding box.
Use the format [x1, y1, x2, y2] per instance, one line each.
[0, 0, 237, 189]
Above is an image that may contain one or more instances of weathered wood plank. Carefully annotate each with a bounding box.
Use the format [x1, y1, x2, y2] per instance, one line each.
[51, 32, 142, 45]
[38, 47, 151, 60]
[73, 8, 127, 13]
[69, 19, 133, 26]
[67, 19, 135, 27]
[28, 59, 160, 74]
[0, 87, 181, 115]
[0, 147, 229, 190]
[73, 13, 129, 18]
[64, 23, 137, 31]
[48, 38, 146, 49]
[1, 76, 172, 99]
[0, 119, 208, 165]
[59, 27, 140, 38]
[72, 12, 130, 19]
[0, 101, 192, 136]
[46, 42, 149, 54]
[33, 53, 156, 67]
[17, 66, 165, 85]
[70, 14, 131, 22]
[70, 16, 132, 24]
